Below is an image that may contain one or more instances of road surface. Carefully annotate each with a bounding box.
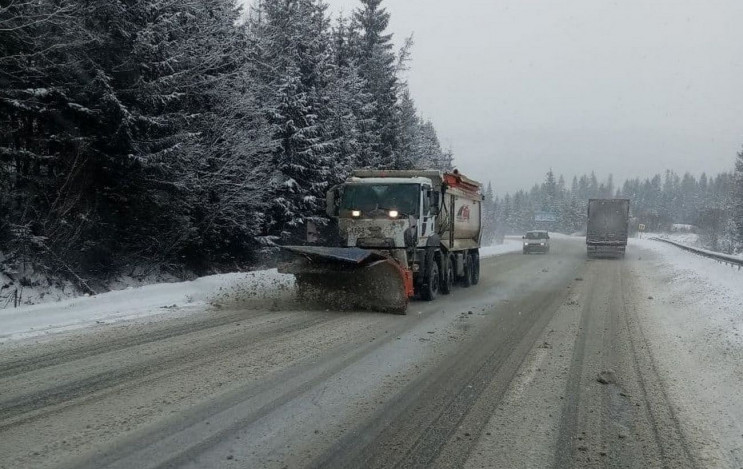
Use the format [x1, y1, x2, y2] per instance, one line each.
[0, 237, 722, 468]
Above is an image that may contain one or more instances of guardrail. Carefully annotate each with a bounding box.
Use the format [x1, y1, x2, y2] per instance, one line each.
[649, 237, 743, 270]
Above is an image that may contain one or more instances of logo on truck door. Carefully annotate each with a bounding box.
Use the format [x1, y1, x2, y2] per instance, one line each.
[456, 205, 471, 222]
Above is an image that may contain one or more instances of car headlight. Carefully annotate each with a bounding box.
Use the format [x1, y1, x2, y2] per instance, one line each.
[388, 210, 399, 218]
[351, 210, 361, 217]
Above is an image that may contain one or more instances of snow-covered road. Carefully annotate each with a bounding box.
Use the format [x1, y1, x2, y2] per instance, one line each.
[1, 236, 741, 469]
[0, 240, 523, 343]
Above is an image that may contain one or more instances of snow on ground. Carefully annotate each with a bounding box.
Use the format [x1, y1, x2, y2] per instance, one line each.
[0, 270, 294, 343]
[643, 231, 701, 247]
[480, 233, 578, 258]
[631, 237, 743, 344]
[480, 237, 523, 258]
[0, 253, 186, 309]
[630, 238, 743, 466]
[0, 242, 527, 344]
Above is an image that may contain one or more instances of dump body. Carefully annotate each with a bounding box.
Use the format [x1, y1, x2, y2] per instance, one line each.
[278, 170, 484, 313]
[586, 199, 630, 257]
[438, 173, 483, 252]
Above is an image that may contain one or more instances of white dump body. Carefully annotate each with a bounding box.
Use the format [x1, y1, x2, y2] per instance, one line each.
[439, 185, 482, 251]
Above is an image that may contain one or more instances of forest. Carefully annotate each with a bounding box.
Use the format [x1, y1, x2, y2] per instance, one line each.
[1, 0, 742, 297]
[1, 0, 452, 290]
[483, 166, 743, 254]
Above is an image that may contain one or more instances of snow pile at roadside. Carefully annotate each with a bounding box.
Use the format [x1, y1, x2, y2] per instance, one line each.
[631, 238, 743, 339]
[1, 241, 528, 343]
[631, 233, 743, 464]
[0, 270, 294, 343]
[0, 249, 189, 309]
[480, 233, 580, 258]
[480, 238, 523, 258]
[644, 231, 700, 247]
[0, 252, 78, 307]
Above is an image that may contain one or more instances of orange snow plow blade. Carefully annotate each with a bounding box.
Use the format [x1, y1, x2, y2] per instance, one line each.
[278, 246, 412, 314]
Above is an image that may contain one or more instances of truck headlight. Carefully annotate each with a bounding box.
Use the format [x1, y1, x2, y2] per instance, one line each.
[351, 210, 361, 217]
[388, 210, 399, 218]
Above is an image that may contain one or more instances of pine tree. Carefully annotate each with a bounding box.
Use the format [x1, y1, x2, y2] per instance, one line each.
[252, 0, 335, 244]
[351, 0, 400, 168]
[417, 120, 451, 170]
[328, 15, 381, 171]
[733, 149, 743, 251]
[2, 0, 272, 275]
[481, 182, 496, 245]
[396, 87, 421, 170]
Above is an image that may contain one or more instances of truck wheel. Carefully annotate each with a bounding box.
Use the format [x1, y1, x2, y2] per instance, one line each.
[421, 261, 440, 301]
[462, 254, 474, 288]
[472, 252, 480, 285]
[441, 256, 454, 295]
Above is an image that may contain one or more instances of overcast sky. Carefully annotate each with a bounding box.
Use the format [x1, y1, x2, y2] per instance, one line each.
[321, 0, 743, 194]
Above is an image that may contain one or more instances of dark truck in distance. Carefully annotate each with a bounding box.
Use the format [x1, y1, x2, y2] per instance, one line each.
[586, 199, 630, 258]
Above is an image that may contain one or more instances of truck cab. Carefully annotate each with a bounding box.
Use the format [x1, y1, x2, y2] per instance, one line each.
[325, 170, 483, 303]
[334, 177, 436, 250]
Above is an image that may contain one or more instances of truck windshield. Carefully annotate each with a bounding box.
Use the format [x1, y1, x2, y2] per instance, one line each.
[340, 184, 419, 217]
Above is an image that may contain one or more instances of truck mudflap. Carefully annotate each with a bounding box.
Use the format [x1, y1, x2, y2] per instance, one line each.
[278, 246, 413, 314]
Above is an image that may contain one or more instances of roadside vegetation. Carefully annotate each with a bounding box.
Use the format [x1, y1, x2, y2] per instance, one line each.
[0, 0, 451, 295]
[483, 163, 743, 255]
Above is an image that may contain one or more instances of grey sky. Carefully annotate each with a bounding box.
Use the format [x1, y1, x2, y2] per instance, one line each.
[322, 0, 743, 194]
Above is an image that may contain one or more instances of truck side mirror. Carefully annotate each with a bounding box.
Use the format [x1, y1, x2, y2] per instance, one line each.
[326, 186, 340, 217]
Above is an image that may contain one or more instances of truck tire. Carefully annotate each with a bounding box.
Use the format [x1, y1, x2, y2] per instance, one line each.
[421, 261, 440, 301]
[462, 254, 474, 288]
[472, 252, 480, 285]
[441, 256, 454, 295]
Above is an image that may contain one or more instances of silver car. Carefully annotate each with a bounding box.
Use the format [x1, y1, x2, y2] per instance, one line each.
[523, 230, 550, 254]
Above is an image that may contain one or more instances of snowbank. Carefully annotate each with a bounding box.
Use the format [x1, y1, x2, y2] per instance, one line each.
[630, 236, 743, 463]
[0, 270, 294, 343]
[480, 238, 523, 258]
[0, 239, 533, 343]
[644, 231, 700, 247]
[631, 238, 743, 327]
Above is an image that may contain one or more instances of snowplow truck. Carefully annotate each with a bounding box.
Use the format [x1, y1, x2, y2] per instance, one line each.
[278, 170, 484, 314]
[586, 199, 630, 258]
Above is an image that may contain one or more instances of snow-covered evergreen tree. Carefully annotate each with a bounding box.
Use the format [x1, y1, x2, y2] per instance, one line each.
[251, 0, 336, 244]
[732, 149, 743, 251]
[396, 87, 421, 170]
[327, 15, 379, 173]
[481, 182, 496, 245]
[351, 0, 400, 168]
